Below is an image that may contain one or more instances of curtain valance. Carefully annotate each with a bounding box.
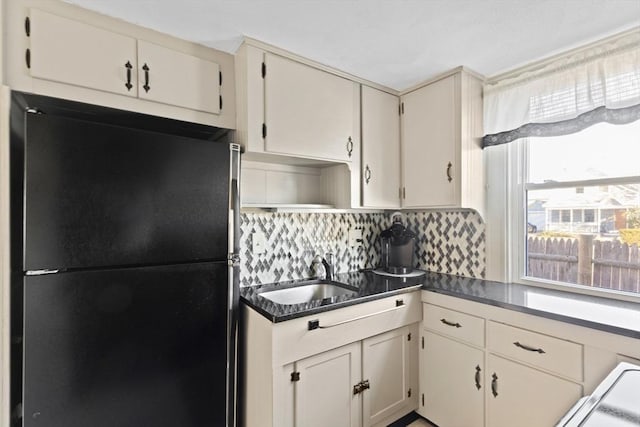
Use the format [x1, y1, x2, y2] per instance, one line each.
[483, 29, 640, 147]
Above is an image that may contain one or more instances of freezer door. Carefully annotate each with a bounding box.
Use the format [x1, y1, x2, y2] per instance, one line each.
[24, 112, 231, 270]
[23, 262, 232, 427]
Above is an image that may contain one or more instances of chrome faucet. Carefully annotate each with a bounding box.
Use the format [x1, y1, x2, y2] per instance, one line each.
[322, 252, 335, 280]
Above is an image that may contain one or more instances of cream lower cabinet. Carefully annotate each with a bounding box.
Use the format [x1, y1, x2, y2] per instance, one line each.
[418, 304, 486, 426]
[242, 293, 421, 427]
[486, 355, 582, 427]
[293, 326, 413, 427]
[419, 297, 587, 427]
[362, 327, 414, 427]
[294, 342, 362, 427]
[420, 331, 484, 427]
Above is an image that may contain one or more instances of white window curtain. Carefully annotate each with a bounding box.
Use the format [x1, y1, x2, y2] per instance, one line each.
[483, 28, 640, 147]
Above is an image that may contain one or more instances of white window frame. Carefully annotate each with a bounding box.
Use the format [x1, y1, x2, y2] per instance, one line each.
[485, 139, 640, 303]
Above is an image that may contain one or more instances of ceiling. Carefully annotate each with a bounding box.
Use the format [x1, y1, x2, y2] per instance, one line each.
[64, 0, 640, 90]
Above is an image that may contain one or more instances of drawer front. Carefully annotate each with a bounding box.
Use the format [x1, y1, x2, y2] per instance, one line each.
[272, 292, 421, 366]
[423, 303, 485, 348]
[488, 321, 583, 381]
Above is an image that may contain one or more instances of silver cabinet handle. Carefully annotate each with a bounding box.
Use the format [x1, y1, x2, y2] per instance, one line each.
[446, 162, 453, 182]
[308, 299, 405, 330]
[346, 136, 354, 157]
[513, 341, 546, 354]
[364, 165, 371, 184]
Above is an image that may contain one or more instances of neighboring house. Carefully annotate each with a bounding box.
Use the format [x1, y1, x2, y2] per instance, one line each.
[538, 184, 639, 234]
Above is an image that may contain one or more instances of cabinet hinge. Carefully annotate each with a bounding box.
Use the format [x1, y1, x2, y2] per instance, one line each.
[262, 123, 267, 139]
[25, 16, 31, 36]
[421, 336, 424, 349]
[408, 388, 412, 398]
[290, 371, 300, 382]
[219, 71, 223, 86]
[261, 62, 266, 78]
[422, 393, 425, 406]
[407, 333, 411, 341]
[219, 95, 223, 111]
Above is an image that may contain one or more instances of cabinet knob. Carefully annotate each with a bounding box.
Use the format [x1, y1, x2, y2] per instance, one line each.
[364, 165, 372, 184]
[346, 137, 354, 158]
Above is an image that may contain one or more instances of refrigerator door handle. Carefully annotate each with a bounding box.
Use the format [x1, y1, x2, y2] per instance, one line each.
[25, 269, 59, 276]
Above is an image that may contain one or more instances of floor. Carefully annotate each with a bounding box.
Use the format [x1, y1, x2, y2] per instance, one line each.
[407, 420, 434, 427]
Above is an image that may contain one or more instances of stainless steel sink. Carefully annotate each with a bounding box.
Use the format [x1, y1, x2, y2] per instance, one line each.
[259, 280, 357, 305]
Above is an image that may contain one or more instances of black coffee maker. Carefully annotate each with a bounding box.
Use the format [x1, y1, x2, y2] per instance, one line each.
[380, 215, 417, 274]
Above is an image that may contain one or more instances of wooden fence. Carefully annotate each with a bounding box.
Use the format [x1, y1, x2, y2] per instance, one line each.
[527, 236, 640, 293]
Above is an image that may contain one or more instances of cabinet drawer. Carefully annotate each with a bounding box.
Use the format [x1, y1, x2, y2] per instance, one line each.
[488, 321, 583, 381]
[272, 292, 421, 366]
[423, 303, 485, 347]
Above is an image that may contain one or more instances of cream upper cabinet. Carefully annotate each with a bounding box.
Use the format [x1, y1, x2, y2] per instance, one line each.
[28, 9, 222, 114]
[294, 342, 362, 427]
[264, 53, 359, 162]
[16, 6, 233, 127]
[420, 330, 485, 427]
[29, 8, 138, 97]
[137, 41, 220, 114]
[361, 86, 401, 208]
[400, 69, 484, 216]
[487, 355, 583, 427]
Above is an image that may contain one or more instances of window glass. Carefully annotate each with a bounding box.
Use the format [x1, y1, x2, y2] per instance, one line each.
[528, 121, 640, 183]
[525, 120, 640, 294]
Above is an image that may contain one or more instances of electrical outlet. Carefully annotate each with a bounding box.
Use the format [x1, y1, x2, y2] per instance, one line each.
[348, 228, 363, 247]
[252, 231, 266, 254]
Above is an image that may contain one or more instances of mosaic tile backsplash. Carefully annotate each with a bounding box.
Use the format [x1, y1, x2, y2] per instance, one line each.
[239, 210, 486, 286]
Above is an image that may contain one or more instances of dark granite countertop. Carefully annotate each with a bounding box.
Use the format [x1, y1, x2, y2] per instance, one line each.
[422, 272, 640, 340]
[240, 270, 640, 339]
[239, 270, 425, 323]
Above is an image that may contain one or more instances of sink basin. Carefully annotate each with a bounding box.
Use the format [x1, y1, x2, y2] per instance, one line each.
[259, 280, 357, 305]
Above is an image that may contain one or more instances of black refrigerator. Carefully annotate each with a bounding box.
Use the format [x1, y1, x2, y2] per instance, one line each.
[9, 92, 240, 427]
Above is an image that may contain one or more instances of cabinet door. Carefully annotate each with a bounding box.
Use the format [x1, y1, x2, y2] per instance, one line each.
[361, 86, 400, 208]
[29, 9, 137, 97]
[264, 53, 357, 162]
[487, 355, 583, 427]
[401, 75, 457, 208]
[295, 342, 361, 427]
[137, 40, 220, 114]
[362, 327, 411, 427]
[419, 331, 484, 427]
